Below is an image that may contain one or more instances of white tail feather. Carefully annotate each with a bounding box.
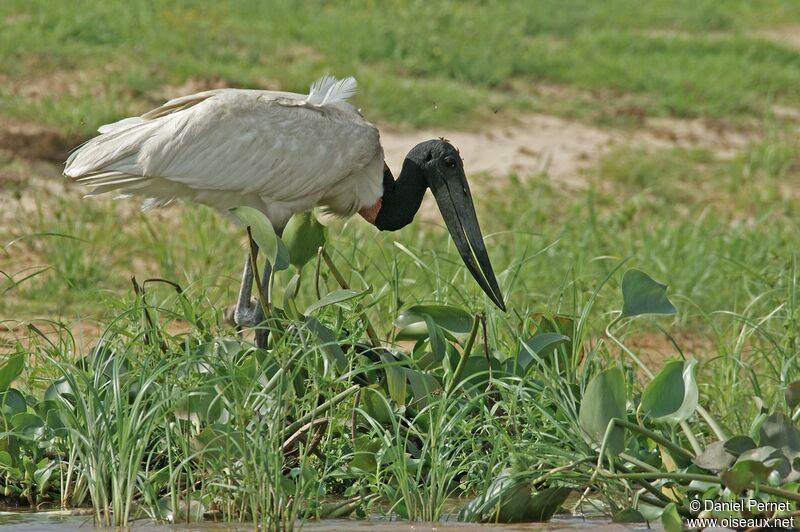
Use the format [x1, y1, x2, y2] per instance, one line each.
[305, 76, 357, 106]
[98, 117, 146, 134]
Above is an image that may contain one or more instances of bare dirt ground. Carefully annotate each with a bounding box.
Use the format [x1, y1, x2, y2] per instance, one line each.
[758, 25, 800, 50]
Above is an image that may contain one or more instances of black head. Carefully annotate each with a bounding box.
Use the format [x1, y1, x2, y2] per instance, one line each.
[408, 139, 506, 311]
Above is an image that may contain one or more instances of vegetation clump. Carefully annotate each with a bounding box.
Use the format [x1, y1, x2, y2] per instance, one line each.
[1, 212, 798, 530]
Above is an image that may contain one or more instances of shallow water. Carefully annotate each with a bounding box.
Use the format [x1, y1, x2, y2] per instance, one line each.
[0, 511, 655, 531]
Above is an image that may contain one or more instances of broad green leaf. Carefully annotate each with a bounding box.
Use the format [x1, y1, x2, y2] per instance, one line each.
[721, 460, 775, 493]
[305, 288, 369, 315]
[175, 385, 223, 423]
[361, 387, 393, 424]
[459, 470, 569, 523]
[34, 460, 54, 492]
[303, 317, 348, 372]
[692, 441, 734, 472]
[394, 305, 473, 336]
[405, 368, 441, 408]
[0, 353, 24, 392]
[724, 435, 757, 456]
[787, 380, 800, 411]
[44, 378, 74, 402]
[459, 356, 501, 391]
[640, 359, 698, 425]
[423, 314, 446, 364]
[282, 272, 302, 319]
[395, 321, 429, 340]
[660, 503, 682, 532]
[0, 389, 26, 418]
[350, 435, 380, 473]
[11, 412, 45, 440]
[282, 212, 326, 268]
[759, 412, 800, 453]
[518, 333, 570, 373]
[229, 206, 289, 270]
[579, 367, 627, 454]
[191, 424, 246, 459]
[636, 502, 667, 521]
[458, 470, 530, 523]
[0, 451, 12, 470]
[524, 487, 572, 522]
[613, 509, 646, 523]
[381, 353, 407, 406]
[620, 269, 677, 317]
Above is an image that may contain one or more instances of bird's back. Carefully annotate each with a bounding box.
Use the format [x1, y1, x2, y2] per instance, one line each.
[65, 77, 384, 229]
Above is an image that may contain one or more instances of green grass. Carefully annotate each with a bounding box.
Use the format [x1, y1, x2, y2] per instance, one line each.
[3, 0, 800, 135]
[1, 1, 800, 527]
[4, 127, 799, 331]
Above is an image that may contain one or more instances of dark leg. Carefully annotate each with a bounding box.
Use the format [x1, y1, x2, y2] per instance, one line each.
[233, 250, 258, 328]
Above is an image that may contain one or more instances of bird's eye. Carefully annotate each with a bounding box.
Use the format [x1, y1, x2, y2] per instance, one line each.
[444, 156, 457, 168]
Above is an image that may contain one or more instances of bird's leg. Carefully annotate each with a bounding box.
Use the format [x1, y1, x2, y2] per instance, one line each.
[233, 249, 259, 328]
[253, 257, 273, 349]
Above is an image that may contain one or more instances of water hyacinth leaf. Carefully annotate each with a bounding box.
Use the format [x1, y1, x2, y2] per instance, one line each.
[724, 435, 757, 456]
[423, 314, 447, 364]
[0, 353, 24, 392]
[34, 459, 55, 493]
[636, 502, 667, 521]
[640, 359, 698, 425]
[394, 305, 473, 336]
[519, 333, 570, 373]
[350, 435, 381, 474]
[11, 412, 45, 440]
[282, 212, 326, 268]
[283, 272, 302, 319]
[361, 387, 393, 424]
[229, 206, 289, 270]
[721, 460, 775, 493]
[787, 380, 800, 410]
[660, 503, 682, 532]
[758, 412, 800, 453]
[405, 368, 441, 408]
[395, 321, 429, 340]
[460, 356, 500, 391]
[0, 389, 26, 418]
[175, 385, 223, 423]
[303, 317, 348, 372]
[305, 288, 370, 315]
[525, 487, 572, 522]
[693, 441, 735, 472]
[381, 353, 407, 406]
[579, 367, 627, 454]
[0, 451, 12, 470]
[459, 469, 530, 522]
[620, 269, 677, 317]
[736, 446, 789, 479]
[613, 509, 646, 523]
[44, 377, 74, 402]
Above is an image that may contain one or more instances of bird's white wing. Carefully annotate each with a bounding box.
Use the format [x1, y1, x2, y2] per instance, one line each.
[65, 79, 383, 225]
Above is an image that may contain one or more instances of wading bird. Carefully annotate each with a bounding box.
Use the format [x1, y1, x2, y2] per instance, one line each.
[64, 76, 506, 342]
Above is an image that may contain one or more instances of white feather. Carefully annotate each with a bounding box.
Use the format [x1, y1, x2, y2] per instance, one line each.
[64, 79, 384, 229]
[305, 76, 357, 106]
[98, 117, 146, 134]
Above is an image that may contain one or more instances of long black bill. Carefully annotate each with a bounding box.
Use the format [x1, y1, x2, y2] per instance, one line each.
[431, 176, 506, 311]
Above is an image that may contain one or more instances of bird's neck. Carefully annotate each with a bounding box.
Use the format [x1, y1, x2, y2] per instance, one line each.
[363, 160, 427, 231]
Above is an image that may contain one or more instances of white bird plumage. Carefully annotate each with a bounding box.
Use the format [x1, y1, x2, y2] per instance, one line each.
[65, 76, 384, 230]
